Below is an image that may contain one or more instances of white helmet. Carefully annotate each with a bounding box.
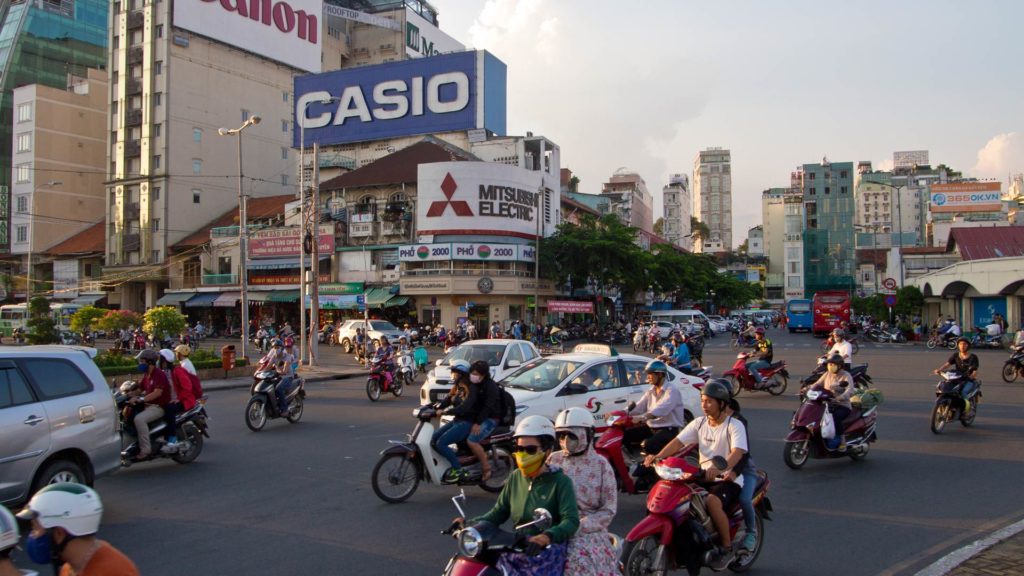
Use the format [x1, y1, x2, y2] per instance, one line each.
[158, 348, 176, 364]
[554, 407, 595, 430]
[554, 407, 594, 456]
[0, 504, 19, 552]
[17, 483, 103, 536]
[513, 415, 556, 441]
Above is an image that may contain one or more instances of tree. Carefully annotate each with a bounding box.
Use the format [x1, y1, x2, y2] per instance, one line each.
[690, 217, 710, 241]
[934, 164, 962, 179]
[737, 239, 749, 256]
[143, 306, 187, 339]
[97, 309, 143, 333]
[25, 296, 56, 344]
[653, 217, 664, 237]
[70, 306, 106, 333]
[569, 175, 580, 192]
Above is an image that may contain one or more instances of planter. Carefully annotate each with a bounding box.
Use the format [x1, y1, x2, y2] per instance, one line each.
[104, 364, 252, 389]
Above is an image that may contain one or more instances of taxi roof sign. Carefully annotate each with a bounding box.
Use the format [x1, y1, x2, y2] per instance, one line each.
[572, 343, 618, 356]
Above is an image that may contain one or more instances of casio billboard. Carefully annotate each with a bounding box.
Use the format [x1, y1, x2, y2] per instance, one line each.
[294, 50, 507, 147]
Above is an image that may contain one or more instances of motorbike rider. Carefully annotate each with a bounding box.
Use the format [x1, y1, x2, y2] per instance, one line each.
[431, 360, 479, 482]
[130, 349, 171, 459]
[827, 328, 853, 369]
[467, 360, 502, 482]
[17, 483, 139, 576]
[457, 415, 580, 575]
[275, 339, 298, 414]
[739, 321, 757, 346]
[547, 408, 618, 576]
[626, 360, 688, 483]
[810, 354, 855, 451]
[0, 504, 34, 576]
[671, 333, 692, 373]
[934, 337, 980, 413]
[373, 336, 395, 382]
[644, 380, 749, 571]
[746, 328, 773, 385]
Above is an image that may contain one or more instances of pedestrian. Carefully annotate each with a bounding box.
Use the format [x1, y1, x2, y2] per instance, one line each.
[512, 321, 523, 340]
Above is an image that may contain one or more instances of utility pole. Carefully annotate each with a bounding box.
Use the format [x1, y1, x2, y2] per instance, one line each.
[309, 142, 320, 366]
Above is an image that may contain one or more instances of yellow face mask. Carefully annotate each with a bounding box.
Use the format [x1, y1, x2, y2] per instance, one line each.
[514, 450, 546, 478]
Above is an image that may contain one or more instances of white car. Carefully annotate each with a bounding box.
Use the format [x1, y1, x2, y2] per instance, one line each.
[500, 344, 702, 429]
[336, 319, 405, 353]
[419, 339, 541, 404]
[706, 315, 732, 333]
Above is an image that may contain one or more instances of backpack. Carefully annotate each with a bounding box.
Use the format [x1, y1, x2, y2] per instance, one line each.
[497, 384, 517, 427]
[188, 371, 203, 399]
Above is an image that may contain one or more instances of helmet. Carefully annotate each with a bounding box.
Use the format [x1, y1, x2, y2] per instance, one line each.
[272, 339, 284, 348]
[174, 344, 191, 357]
[832, 328, 846, 339]
[956, 336, 970, 347]
[755, 327, 766, 335]
[158, 349, 176, 364]
[644, 359, 668, 374]
[514, 415, 556, 441]
[747, 321, 754, 327]
[449, 359, 471, 375]
[554, 408, 594, 456]
[16, 483, 103, 537]
[134, 349, 159, 362]
[826, 354, 845, 366]
[702, 379, 732, 403]
[554, 407, 595, 430]
[0, 502, 20, 552]
[284, 336, 295, 347]
[469, 360, 490, 376]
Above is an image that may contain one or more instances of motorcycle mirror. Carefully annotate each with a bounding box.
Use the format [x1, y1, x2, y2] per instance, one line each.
[711, 456, 728, 471]
[533, 508, 553, 530]
[451, 489, 468, 519]
[626, 400, 637, 412]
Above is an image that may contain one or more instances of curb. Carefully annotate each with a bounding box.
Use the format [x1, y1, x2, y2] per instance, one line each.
[914, 517, 1024, 576]
[203, 370, 363, 391]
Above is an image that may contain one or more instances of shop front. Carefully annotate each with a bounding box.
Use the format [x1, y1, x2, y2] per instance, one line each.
[399, 272, 557, 332]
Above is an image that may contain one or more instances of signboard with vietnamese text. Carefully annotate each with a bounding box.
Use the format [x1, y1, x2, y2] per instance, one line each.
[398, 242, 535, 262]
[929, 182, 1002, 213]
[249, 225, 334, 258]
[548, 300, 595, 314]
[249, 273, 330, 285]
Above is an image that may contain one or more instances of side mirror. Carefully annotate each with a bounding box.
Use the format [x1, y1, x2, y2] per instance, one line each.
[507, 359, 522, 369]
[711, 455, 728, 471]
[626, 400, 637, 412]
[532, 508, 553, 531]
[557, 383, 588, 396]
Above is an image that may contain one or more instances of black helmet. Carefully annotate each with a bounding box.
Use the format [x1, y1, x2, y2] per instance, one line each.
[469, 360, 490, 377]
[703, 379, 732, 402]
[826, 353, 845, 366]
[956, 336, 970, 347]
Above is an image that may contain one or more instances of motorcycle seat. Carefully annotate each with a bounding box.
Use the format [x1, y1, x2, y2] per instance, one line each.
[767, 361, 784, 370]
[486, 428, 514, 443]
[842, 410, 862, 426]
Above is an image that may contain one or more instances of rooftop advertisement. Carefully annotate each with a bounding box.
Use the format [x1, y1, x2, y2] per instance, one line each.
[930, 182, 1002, 213]
[405, 7, 464, 58]
[293, 50, 506, 147]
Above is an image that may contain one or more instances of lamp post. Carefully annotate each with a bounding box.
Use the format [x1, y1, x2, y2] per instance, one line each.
[25, 180, 63, 303]
[218, 115, 261, 362]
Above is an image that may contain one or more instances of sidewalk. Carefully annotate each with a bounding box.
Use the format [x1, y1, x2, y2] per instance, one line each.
[201, 364, 366, 391]
[945, 531, 1024, 575]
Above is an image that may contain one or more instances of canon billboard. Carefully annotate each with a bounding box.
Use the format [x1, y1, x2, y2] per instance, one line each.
[174, 0, 322, 73]
[293, 50, 507, 147]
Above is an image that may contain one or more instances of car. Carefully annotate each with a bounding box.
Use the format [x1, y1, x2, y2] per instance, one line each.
[335, 319, 406, 353]
[420, 339, 541, 404]
[0, 346, 121, 506]
[652, 321, 677, 339]
[706, 315, 732, 333]
[500, 344, 703, 429]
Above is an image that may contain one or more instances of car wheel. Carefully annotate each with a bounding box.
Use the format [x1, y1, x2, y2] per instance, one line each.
[33, 459, 87, 494]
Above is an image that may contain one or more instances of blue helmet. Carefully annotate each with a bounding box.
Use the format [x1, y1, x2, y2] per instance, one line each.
[272, 339, 284, 348]
[644, 359, 668, 374]
[449, 359, 471, 375]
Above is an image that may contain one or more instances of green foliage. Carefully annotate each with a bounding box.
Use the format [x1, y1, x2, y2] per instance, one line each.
[25, 296, 56, 344]
[70, 306, 107, 333]
[143, 306, 187, 338]
[852, 285, 924, 321]
[653, 217, 664, 237]
[96, 351, 246, 376]
[690, 217, 711, 241]
[96, 309, 143, 333]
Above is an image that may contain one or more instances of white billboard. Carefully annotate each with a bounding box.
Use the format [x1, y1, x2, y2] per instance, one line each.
[405, 8, 465, 58]
[417, 162, 550, 240]
[174, 0, 322, 73]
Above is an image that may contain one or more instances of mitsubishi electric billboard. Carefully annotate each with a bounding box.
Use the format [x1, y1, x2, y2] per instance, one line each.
[293, 50, 507, 147]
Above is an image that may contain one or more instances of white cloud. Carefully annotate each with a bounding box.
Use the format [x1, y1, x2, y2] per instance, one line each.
[874, 158, 894, 172]
[973, 132, 1023, 178]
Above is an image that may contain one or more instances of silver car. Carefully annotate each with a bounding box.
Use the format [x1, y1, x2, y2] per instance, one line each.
[335, 319, 406, 353]
[0, 346, 121, 506]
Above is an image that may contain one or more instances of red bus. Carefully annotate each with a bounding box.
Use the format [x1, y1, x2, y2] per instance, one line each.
[812, 291, 851, 337]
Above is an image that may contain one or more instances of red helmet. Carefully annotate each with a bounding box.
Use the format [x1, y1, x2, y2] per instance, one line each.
[755, 327, 766, 335]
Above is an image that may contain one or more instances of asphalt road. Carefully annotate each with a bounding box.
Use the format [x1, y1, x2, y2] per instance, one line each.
[87, 330, 1024, 575]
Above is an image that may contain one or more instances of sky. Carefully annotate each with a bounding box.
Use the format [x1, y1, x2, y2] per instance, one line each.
[429, 0, 1024, 247]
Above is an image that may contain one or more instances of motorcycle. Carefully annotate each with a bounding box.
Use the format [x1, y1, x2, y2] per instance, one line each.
[397, 350, 416, 387]
[800, 356, 873, 394]
[1001, 345, 1024, 383]
[440, 490, 557, 575]
[370, 405, 514, 503]
[783, 384, 877, 469]
[620, 451, 771, 576]
[366, 356, 403, 401]
[966, 330, 1004, 350]
[819, 335, 861, 354]
[245, 369, 306, 431]
[595, 408, 669, 495]
[930, 371, 979, 434]
[114, 382, 209, 466]
[866, 326, 905, 344]
[58, 331, 81, 345]
[633, 330, 646, 352]
[722, 352, 788, 397]
[926, 331, 958, 350]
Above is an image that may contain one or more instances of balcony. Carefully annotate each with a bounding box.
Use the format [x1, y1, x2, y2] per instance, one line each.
[127, 10, 144, 28]
[202, 273, 238, 286]
[350, 222, 375, 238]
[124, 140, 141, 157]
[128, 46, 144, 64]
[318, 151, 356, 170]
[126, 78, 142, 95]
[123, 233, 140, 251]
[123, 203, 140, 220]
[125, 108, 142, 126]
[380, 221, 407, 236]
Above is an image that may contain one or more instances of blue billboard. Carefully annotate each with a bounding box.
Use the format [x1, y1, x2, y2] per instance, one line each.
[293, 50, 507, 147]
[972, 296, 1006, 329]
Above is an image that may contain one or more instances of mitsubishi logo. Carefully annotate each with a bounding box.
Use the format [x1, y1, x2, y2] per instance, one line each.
[426, 173, 473, 217]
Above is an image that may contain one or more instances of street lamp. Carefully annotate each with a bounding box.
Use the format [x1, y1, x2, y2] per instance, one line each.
[218, 115, 261, 362]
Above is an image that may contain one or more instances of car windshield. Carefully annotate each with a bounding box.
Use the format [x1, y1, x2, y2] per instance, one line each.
[442, 344, 506, 366]
[501, 359, 584, 392]
[369, 321, 398, 331]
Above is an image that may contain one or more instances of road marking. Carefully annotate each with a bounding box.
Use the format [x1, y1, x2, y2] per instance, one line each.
[913, 516, 1024, 576]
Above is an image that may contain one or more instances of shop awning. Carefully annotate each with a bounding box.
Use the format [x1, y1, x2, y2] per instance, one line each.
[246, 292, 272, 303]
[384, 296, 409, 308]
[156, 292, 196, 305]
[268, 290, 300, 303]
[364, 286, 394, 306]
[247, 256, 329, 270]
[70, 294, 105, 305]
[185, 292, 220, 307]
[213, 292, 240, 307]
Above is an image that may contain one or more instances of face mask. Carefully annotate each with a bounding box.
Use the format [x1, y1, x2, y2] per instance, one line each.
[137, 363, 148, 374]
[469, 374, 483, 384]
[514, 450, 546, 478]
[25, 531, 54, 565]
[827, 364, 840, 374]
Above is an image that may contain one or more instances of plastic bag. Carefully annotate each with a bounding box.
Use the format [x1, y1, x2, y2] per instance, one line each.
[821, 409, 836, 440]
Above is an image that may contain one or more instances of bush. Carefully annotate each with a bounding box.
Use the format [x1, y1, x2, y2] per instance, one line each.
[70, 306, 107, 333]
[96, 353, 246, 376]
[26, 297, 57, 344]
[143, 306, 186, 340]
[97, 310, 143, 333]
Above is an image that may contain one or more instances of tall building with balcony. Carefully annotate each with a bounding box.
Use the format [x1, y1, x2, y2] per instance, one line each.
[0, 0, 107, 257]
[661, 174, 691, 250]
[761, 187, 786, 301]
[599, 168, 653, 233]
[783, 187, 805, 301]
[692, 148, 732, 252]
[799, 157, 856, 295]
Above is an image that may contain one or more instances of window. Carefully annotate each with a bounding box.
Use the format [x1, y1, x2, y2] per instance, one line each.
[153, 92, 162, 106]
[15, 163, 30, 183]
[520, 343, 538, 362]
[151, 250, 160, 262]
[840, 186, 848, 194]
[21, 358, 93, 399]
[281, 120, 288, 133]
[154, 60, 163, 74]
[153, 123, 161, 137]
[281, 174, 289, 186]
[840, 170, 848, 179]
[281, 147, 288, 160]
[154, 186, 160, 200]
[506, 344, 524, 367]
[113, 1, 120, 13]
[192, 159, 201, 174]
[193, 128, 202, 142]
[15, 196, 27, 213]
[192, 189, 201, 203]
[152, 155, 160, 169]
[156, 24, 163, 38]
[112, 101, 118, 115]
[242, 109, 251, 122]
[16, 103, 31, 123]
[824, 187, 830, 195]
[15, 226, 27, 243]
[0, 367, 36, 409]
[152, 218, 159, 231]
[571, 362, 621, 391]
[282, 91, 289, 103]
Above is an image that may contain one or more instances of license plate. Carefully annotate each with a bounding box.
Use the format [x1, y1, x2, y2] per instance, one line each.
[435, 393, 448, 401]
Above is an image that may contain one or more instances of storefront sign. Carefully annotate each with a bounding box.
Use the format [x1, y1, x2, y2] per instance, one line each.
[294, 50, 506, 147]
[249, 225, 334, 257]
[249, 273, 330, 285]
[323, 4, 401, 31]
[930, 182, 1002, 213]
[405, 7, 464, 58]
[972, 296, 1007, 329]
[548, 300, 594, 314]
[398, 242, 535, 262]
[401, 280, 451, 292]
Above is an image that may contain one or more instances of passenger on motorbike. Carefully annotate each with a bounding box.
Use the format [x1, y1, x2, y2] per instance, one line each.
[723, 392, 759, 552]
[157, 349, 182, 452]
[130, 349, 171, 459]
[459, 415, 580, 576]
[810, 354, 855, 451]
[746, 328, 773, 384]
[547, 408, 618, 576]
[827, 328, 853, 369]
[174, 344, 197, 376]
[431, 360, 479, 482]
[626, 360, 688, 479]
[467, 360, 502, 482]
[671, 334, 692, 373]
[934, 337, 980, 412]
[0, 503, 32, 576]
[644, 380, 749, 570]
[274, 341, 298, 414]
[739, 321, 757, 346]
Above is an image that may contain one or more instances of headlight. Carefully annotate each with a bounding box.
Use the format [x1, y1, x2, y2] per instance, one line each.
[458, 527, 483, 557]
[806, 390, 822, 400]
[654, 464, 686, 481]
[606, 414, 621, 426]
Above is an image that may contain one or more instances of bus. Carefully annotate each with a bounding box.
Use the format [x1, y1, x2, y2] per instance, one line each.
[812, 291, 851, 337]
[0, 303, 82, 337]
[786, 299, 813, 333]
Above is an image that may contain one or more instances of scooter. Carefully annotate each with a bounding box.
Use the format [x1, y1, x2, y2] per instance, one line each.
[783, 383, 877, 469]
[619, 451, 772, 576]
[926, 332, 958, 350]
[370, 405, 514, 503]
[115, 382, 209, 466]
[595, 409, 660, 495]
[245, 369, 305, 432]
[800, 356, 873, 393]
[366, 356, 402, 401]
[1001, 344, 1024, 383]
[930, 371, 979, 434]
[722, 352, 788, 397]
[397, 350, 416, 387]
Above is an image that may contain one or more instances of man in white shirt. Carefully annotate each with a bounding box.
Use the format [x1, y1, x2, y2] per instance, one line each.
[827, 328, 853, 367]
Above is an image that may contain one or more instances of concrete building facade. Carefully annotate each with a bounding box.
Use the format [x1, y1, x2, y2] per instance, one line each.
[761, 187, 786, 301]
[783, 190, 805, 302]
[662, 173, 692, 251]
[600, 168, 653, 233]
[693, 148, 732, 252]
[800, 158, 856, 295]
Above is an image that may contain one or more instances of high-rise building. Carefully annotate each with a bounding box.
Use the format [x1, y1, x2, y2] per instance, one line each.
[783, 190, 805, 302]
[761, 188, 786, 300]
[800, 157, 856, 295]
[692, 148, 732, 252]
[600, 168, 653, 232]
[0, 0, 108, 255]
[662, 174, 691, 250]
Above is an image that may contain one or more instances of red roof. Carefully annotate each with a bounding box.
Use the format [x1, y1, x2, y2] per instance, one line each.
[947, 226, 1024, 260]
[321, 138, 476, 190]
[43, 222, 105, 256]
[173, 194, 295, 251]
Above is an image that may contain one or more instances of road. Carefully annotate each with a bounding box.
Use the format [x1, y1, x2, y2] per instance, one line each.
[87, 330, 1024, 575]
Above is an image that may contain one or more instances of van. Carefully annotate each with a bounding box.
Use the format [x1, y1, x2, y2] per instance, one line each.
[651, 309, 710, 327]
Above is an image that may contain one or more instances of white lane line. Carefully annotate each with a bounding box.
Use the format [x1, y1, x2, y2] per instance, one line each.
[913, 516, 1024, 576]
